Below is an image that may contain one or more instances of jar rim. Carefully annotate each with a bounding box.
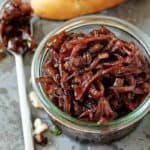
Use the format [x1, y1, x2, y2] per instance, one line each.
[31, 15, 150, 131]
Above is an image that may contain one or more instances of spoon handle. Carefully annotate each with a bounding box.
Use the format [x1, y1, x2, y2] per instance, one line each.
[15, 54, 34, 150]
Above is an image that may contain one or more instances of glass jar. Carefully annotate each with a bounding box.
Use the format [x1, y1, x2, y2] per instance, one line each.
[31, 15, 150, 143]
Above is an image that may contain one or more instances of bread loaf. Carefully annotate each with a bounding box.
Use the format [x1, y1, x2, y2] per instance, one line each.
[31, 0, 125, 20]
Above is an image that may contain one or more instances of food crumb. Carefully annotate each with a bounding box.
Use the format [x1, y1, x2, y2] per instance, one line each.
[33, 118, 48, 135]
[29, 91, 42, 108]
[33, 118, 49, 146]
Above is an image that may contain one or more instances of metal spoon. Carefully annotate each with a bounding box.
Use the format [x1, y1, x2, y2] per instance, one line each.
[0, 1, 35, 150]
[7, 49, 35, 150]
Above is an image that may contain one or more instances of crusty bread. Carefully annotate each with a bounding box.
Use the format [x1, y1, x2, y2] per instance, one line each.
[31, 0, 125, 20]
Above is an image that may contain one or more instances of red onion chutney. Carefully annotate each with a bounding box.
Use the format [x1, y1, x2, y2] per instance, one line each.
[0, 0, 36, 54]
[37, 26, 150, 124]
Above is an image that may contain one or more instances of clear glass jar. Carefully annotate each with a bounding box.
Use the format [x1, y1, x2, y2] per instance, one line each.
[31, 15, 150, 143]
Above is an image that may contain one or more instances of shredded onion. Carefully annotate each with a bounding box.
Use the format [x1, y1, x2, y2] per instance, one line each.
[0, 0, 36, 54]
[37, 26, 150, 124]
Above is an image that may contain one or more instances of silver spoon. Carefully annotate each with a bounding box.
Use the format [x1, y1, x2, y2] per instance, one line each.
[7, 48, 35, 150]
[0, 1, 35, 150]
